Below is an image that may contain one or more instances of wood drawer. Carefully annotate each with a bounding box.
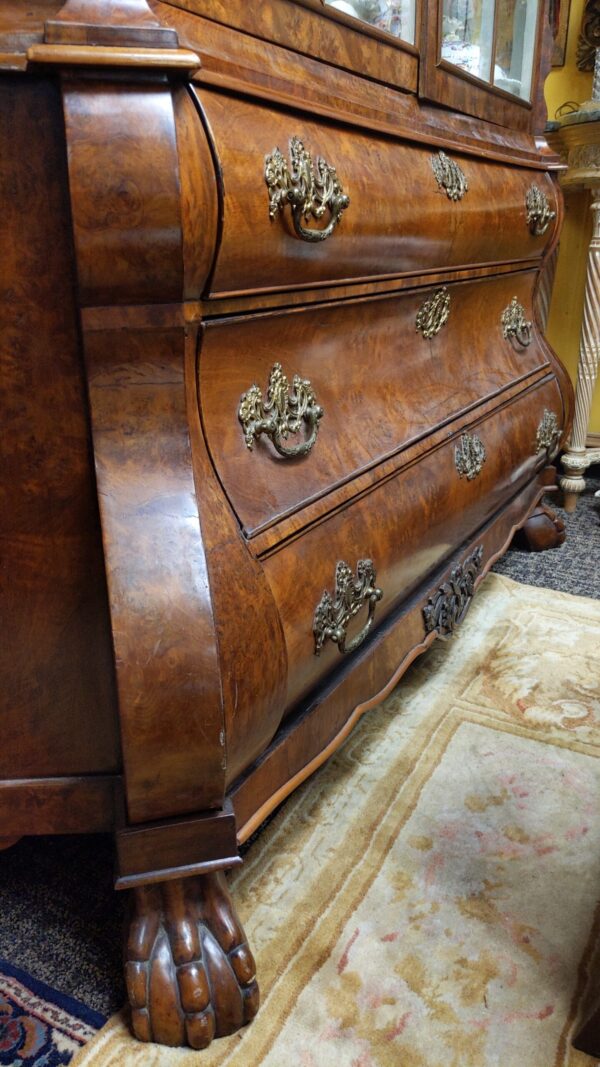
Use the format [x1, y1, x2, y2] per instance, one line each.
[195, 88, 557, 298]
[261, 376, 563, 712]
[199, 270, 549, 536]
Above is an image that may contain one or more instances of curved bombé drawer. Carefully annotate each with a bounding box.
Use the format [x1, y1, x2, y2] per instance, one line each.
[260, 376, 564, 713]
[194, 88, 558, 297]
[199, 270, 549, 536]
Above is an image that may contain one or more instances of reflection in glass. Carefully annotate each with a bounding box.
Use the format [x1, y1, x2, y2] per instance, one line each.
[324, 0, 416, 45]
[493, 0, 538, 99]
[440, 0, 495, 82]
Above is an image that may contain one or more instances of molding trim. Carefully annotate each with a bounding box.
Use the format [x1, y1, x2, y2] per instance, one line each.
[27, 43, 200, 71]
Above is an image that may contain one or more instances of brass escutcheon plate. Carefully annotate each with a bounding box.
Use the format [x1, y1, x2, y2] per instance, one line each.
[431, 150, 468, 201]
[416, 286, 451, 339]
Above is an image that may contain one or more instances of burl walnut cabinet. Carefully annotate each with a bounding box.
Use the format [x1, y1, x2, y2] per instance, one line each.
[1, 0, 573, 1049]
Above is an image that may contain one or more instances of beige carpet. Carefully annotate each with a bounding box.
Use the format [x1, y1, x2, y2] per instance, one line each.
[73, 574, 600, 1067]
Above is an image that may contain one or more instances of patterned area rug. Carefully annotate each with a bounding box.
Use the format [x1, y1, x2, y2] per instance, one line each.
[0, 960, 104, 1066]
[68, 573, 600, 1067]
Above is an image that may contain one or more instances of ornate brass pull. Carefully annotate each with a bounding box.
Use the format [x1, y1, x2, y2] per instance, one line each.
[431, 151, 468, 201]
[238, 362, 323, 458]
[314, 559, 383, 656]
[416, 286, 451, 339]
[501, 297, 532, 348]
[525, 185, 556, 236]
[536, 410, 561, 454]
[455, 433, 486, 480]
[423, 546, 484, 637]
[265, 136, 350, 243]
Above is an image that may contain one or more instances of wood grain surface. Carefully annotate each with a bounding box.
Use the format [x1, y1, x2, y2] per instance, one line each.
[199, 271, 549, 534]
[0, 0, 574, 1049]
[0, 74, 120, 778]
[197, 87, 557, 298]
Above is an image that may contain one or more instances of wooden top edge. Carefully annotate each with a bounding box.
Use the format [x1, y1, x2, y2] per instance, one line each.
[193, 69, 559, 171]
[26, 42, 200, 69]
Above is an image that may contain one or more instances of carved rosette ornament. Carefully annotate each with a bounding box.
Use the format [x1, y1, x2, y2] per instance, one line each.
[501, 297, 532, 347]
[416, 286, 451, 339]
[431, 151, 468, 201]
[525, 185, 556, 236]
[536, 409, 561, 454]
[313, 559, 383, 656]
[455, 432, 486, 480]
[423, 546, 484, 638]
[265, 136, 350, 242]
[238, 362, 323, 458]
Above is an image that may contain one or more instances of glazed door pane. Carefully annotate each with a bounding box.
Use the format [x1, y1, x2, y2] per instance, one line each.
[439, 0, 539, 100]
[493, 0, 539, 99]
[441, 0, 495, 82]
[324, 0, 416, 44]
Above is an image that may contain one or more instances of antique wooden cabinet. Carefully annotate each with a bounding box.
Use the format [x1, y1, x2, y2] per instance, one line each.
[0, 0, 572, 1050]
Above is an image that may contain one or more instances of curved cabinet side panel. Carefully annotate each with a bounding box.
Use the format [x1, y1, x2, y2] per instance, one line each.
[189, 332, 288, 788]
[62, 79, 185, 307]
[533, 178, 575, 439]
[62, 79, 227, 823]
[82, 324, 227, 823]
[173, 84, 219, 301]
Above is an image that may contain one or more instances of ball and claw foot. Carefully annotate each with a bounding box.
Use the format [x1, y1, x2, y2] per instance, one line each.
[518, 502, 566, 552]
[125, 871, 259, 1049]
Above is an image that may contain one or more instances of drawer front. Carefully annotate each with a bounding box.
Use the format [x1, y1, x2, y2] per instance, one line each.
[261, 377, 563, 711]
[195, 88, 557, 297]
[199, 271, 548, 535]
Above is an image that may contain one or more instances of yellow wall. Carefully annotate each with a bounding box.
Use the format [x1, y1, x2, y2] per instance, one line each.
[545, 0, 592, 119]
[544, 0, 600, 433]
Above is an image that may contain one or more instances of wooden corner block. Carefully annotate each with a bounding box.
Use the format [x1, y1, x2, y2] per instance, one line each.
[115, 799, 241, 890]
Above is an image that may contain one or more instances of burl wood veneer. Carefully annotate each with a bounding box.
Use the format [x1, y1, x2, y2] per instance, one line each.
[0, 0, 572, 1049]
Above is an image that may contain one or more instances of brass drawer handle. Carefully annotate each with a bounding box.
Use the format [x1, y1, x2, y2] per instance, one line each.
[238, 362, 323, 458]
[455, 432, 486, 480]
[314, 559, 383, 656]
[416, 286, 451, 339]
[525, 185, 556, 236]
[501, 297, 532, 348]
[536, 410, 561, 454]
[265, 136, 350, 243]
[431, 151, 468, 201]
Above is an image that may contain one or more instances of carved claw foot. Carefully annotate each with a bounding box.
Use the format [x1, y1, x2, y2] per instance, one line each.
[517, 502, 566, 552]
[125, 872, 259, 1049]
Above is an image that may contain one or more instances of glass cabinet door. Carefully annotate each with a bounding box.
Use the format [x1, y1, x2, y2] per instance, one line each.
[493, 0, 539, 99]
[421, 0, 543, 128]
[441, 0, 495, 83]
[439, 0, 540, 101]
[324, 0, 416, 46]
